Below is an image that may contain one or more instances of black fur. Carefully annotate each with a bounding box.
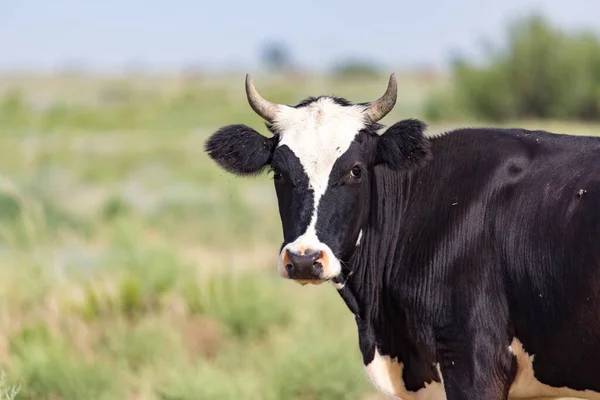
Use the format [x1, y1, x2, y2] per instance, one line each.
[271, 146, 314, 246]
[342, 127, 600, 398]
[204, 124, 276, 175]
[376, 118, 433, 170]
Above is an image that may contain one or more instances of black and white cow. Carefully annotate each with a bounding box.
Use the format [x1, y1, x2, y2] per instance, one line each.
[205, 74, 600, 400]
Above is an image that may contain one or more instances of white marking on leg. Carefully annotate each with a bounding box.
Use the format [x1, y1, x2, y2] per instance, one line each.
[508, 337, 600, 399]
[435, 363, 444, 386]
[508, 344, 514, 354]
[365, 349, 446, 400]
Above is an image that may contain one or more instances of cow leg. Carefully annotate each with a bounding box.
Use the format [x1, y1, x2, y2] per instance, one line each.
[437, 330, 516, 400]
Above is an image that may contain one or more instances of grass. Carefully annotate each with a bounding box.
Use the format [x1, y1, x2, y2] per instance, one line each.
[0, 372, 20, 400]
[0, 71, 599, 399]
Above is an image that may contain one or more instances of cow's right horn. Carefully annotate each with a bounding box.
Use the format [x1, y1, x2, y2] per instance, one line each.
[245, 74, 278, 123]
[364, 73, 398, 123]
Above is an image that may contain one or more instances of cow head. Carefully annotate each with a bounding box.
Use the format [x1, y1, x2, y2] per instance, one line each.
[205, 74, 431, 285]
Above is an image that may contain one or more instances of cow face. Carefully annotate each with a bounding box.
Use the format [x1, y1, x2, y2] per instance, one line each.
[205, 74, 431, 285]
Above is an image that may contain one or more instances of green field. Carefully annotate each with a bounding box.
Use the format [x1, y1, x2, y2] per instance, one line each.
[0, 72, 599, 400]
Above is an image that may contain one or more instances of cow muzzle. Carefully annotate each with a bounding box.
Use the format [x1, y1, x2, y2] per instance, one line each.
[278, 240, 341, 285]
[285, 249, 323, 280]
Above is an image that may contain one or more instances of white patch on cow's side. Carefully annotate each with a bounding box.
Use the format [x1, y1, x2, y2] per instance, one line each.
[508, 337, 600, 400]
[274, 98, 370, 279]
[356, 229, 363, 247]
[365, 349, 446, 400]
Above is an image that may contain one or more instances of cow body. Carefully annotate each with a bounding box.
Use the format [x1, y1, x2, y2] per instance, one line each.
[337, 127, 600, 399]
[205, 74, 600, 399]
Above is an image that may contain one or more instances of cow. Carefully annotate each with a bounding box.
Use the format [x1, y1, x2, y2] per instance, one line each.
[204, 73, 600, 400]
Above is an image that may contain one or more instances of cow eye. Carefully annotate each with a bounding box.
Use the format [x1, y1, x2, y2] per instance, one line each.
[350, 166, 362, 179]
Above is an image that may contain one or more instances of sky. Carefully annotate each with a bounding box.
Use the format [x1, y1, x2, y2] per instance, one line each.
[1, 0, 600, 72]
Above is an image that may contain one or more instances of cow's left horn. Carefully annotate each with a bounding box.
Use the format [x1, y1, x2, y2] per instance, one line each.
[364, 73, 398, 123]
[245, 74, 278, 123]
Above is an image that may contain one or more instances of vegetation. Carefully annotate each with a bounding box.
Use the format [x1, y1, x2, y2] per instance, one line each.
[0, 372, 20, 400]
[1, 66, 600, 399]
[332, 59, 382, 78]
[425, 14, 600, 122]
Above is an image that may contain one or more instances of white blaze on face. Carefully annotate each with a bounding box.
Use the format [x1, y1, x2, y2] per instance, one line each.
[273, 98, 368, 280]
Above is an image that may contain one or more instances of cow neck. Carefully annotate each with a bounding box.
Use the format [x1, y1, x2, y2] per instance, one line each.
[341, 164, 412, 326]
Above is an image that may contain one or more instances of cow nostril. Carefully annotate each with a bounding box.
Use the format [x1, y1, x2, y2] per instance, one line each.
[312, 262, 323, 275]
[304, 249, 323, 262]
[285, 264, 294, 274]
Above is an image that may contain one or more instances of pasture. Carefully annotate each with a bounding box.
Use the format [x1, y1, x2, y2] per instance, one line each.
[0, 72, 598, 399]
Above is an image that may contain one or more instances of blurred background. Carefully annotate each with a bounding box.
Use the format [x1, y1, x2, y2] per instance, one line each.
[1, 0, 600, 399]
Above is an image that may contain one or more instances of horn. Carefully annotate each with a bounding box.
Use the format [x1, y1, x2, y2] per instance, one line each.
[364, 73, 398, 122]
[245, 74, 278, 123]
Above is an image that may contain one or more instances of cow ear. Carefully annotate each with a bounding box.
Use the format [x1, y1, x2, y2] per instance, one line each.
[375, 119, 432, 170]
[205, 124, 276, 176]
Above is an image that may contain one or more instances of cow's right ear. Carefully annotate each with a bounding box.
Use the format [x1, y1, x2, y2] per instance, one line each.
[205, 124, 276, 176]
[374, 118, 432, 170]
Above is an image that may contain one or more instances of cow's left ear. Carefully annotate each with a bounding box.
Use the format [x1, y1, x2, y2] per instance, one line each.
[375, 119, 432, 170]
[205, 124, 277, 176]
